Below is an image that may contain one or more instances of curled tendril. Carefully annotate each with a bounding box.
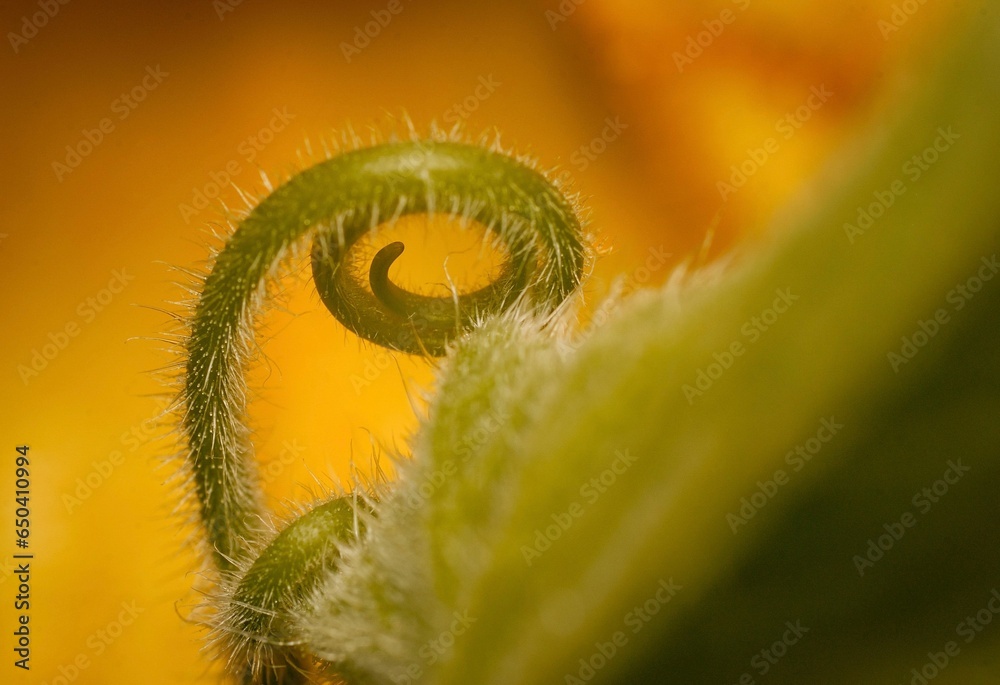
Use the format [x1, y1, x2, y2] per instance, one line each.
[179, 137, 587, 683]
[219, 498, 366, 684]
[309, 140, 586, 355]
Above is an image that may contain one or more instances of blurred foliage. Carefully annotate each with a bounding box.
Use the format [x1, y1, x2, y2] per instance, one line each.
[294, 4, 1000, 683]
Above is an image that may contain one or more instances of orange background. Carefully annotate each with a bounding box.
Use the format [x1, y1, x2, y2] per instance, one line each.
[0, 1, 948, 682]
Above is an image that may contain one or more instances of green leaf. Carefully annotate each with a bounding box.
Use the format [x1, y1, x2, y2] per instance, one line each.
[298, 5, 1000, 683]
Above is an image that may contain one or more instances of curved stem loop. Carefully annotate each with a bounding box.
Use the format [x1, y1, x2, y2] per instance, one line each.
[180, 138, 586, 683]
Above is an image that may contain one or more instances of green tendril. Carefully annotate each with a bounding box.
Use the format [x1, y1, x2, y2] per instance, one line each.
[184, 139, 584, 571]
[222, 497, 367, 685]
[180, 137, 587, 682]
[309, 141, 586, 355]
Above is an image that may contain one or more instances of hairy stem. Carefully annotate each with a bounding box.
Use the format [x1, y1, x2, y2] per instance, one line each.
[179, 137, 587, 682]
[223, 497, 367, 684]
[183, 139, 585, 573]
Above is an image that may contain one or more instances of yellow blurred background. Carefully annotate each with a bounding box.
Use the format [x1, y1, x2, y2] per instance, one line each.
[0, 0, 951, 682]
